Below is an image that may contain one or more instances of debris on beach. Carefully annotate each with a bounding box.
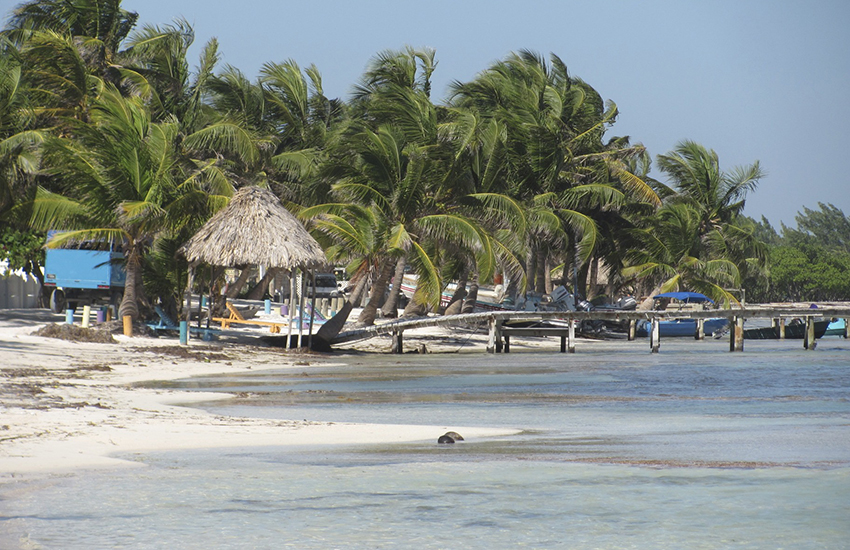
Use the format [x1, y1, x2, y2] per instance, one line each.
[135, 345, 231, 362]
[34, 323, 117, 343]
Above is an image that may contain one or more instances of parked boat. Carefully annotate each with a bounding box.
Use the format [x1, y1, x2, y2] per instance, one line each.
[400, 274, 506, 312]
[743, 319, 830, 340]
[635, 317, 729, 338]
[635, 292, 728, 338]
[824, 318, 847, 337]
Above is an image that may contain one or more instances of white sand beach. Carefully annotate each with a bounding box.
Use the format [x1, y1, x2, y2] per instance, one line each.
[0, 309, 518, 479]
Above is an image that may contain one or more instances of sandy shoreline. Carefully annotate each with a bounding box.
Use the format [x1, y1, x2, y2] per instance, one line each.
[0, 309, 517, 480]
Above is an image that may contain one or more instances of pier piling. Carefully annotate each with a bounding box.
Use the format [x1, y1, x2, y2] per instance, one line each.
[804, 317, 816, 350]
[730, 317, 744, 351]
[650, 319, 660, 353]
[391, 330, 403, 353]
[487, 316, 500, 353]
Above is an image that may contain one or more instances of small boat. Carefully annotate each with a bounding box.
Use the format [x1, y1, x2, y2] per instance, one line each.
[824, 318, 847, 337]
[400, 274, 508, 312]
[635, 317, 729, 337]
[744, 319, 830, 340]
[635, 292, 728, 338]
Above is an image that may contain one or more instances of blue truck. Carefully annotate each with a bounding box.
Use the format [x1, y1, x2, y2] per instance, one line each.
[42, 231, 126, 313]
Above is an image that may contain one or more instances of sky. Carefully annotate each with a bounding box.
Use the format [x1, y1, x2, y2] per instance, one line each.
[11, 0, 850, 228]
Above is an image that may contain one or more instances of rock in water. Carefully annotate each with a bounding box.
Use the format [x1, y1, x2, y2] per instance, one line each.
[437, 434, 455, 444]
[443, 431, 464, 441]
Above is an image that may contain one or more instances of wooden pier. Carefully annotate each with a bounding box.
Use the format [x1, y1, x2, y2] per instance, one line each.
[330, 306, 850, 353]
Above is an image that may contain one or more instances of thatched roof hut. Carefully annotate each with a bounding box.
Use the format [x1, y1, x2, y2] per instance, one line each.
[178, 186, 327, 270]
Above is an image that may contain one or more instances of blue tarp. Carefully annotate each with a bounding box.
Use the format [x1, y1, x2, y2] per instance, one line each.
[652, 291, 714, 304]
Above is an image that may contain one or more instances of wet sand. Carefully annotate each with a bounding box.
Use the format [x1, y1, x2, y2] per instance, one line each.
[0, 309, 516, 478]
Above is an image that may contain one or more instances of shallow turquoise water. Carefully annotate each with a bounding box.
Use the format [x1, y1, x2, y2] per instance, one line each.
[2, 338, 849, 548]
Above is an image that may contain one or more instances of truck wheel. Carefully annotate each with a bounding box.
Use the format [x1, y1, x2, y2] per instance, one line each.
[50, 289, 66, 313]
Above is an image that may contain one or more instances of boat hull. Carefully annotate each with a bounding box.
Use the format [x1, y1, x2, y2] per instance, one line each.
[743, 319, 830, 340]
[636, 318, 728, 338]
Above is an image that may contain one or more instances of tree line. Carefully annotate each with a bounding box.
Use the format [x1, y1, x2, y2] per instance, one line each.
[0, 0, 846, 330]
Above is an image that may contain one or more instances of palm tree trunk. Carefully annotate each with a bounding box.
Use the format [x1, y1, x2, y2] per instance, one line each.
[526, 243, 537, 298]
[577, 260, 590, 300]
[442, 270, 468, 315]
[358, 262, 394, 326]
[402, 287, 429, 317]
[535, 246, 546, 293]
[246, 268, 280, 300]
[313, 274, 369, 348]
[381, 256, 407, 319]
[638, 284, 664, 310]
[226, 267, 254, 299]
[119, 247, 141, 320]
[588, 255, 599, 299]
[461, 271, 480, 314]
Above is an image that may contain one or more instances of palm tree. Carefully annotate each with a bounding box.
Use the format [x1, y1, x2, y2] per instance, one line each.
[27, 85, 193, 319]
[118, 18, 218, 130]
[317, 124, 443, 323]
[450, 51, 659, 298]
[13, 29, 103, 126]
[302, 203, 383, 342]
[622, 203, 744, 306]
[3, 0, 138, 67]
[656, 140, 764, 234]
[645, 140, 768, 298]
[304, 48, 488, 325]
[0, 39, 44, 215]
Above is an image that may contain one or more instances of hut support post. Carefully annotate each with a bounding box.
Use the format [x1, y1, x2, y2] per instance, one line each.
[205, 265, 214, 330]
[628, 319, 636, 341]
[181, 266, 195, 345]
[779, 318, 786, 339]
[730, 317, 744, 352]
[696, 318, 705, 340]
[502, 335, 509, 353]
[287, 270, 295, 347]
[804, 317, 817, 350]
[298, 269, 306, 347]
[650, 318, 660, 353]
[845, 318, 850, 339]
[308, 270, 317, 350]
[391, 330, 403, 353]
[183, 266, 194, 323]
[568, 319, 576, 353]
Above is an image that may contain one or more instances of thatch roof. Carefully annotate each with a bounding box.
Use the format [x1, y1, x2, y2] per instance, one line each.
[178, 186, 327, 271]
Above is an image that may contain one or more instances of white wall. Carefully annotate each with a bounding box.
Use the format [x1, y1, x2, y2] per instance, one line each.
[0, 274, 41, 309]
